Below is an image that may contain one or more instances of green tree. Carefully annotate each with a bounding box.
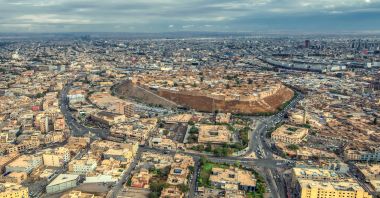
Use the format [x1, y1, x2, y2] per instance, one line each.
[200, 156, 208, 165]
[189, 126, 199, 134]
[178, 184, 189, 193]
[287, 144, 299, 151]
[148, 192, 159, 198]
[205, 143, 212, 152]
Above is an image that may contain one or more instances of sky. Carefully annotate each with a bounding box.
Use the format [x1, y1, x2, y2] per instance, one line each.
[0, 0, 380, 33]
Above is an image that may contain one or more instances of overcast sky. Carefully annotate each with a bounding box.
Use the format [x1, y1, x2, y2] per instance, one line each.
[0, 0, 380, 33]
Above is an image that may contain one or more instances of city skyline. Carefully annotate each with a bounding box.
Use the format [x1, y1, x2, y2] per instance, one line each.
[0, 0, 380, 33]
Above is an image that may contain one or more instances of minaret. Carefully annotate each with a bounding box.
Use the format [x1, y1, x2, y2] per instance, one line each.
[301, 101, 307, 124]
[303, 107, 307, 124]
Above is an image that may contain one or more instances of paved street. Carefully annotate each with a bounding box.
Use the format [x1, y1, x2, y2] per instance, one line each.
[59, 82, 303, 198]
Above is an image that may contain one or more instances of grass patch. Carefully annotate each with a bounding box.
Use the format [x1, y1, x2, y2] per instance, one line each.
[198, 159, 267, 197]
[197, 161, 228, 187]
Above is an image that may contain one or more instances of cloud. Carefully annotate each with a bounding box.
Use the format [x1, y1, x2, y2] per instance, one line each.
[0, 0, 379, 32]
[16, 14, 92, 24]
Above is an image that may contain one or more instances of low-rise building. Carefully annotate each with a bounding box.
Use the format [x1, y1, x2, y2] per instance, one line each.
[216, 113, 231, 123]
[131, 168, 151, 189]
[61, 190, 104, 198]
[0, 154, 19, 173]
[46, 174, 79, 194]
[163, 114, 193, 124]
[68, 158, 97, 175]
[0, 182, 29, 198]
[291, 167, 345, 187]
[0, 172, 27, 184]
[6, 154, 42, 174]
[42, 147, 71, 167]
[160, 186, 184, 198]
[295, 179, 372, 198]
[167, 154, 194, 186]
[210, 167, 256, 192]
[91, 111, 125, 126]
[271, 124, 308, 144]
[344, 148, 380, 162]
[198, 124, 231, 144]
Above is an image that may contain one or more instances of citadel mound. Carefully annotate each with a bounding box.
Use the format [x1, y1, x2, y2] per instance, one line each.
[115, 69, 294, 115]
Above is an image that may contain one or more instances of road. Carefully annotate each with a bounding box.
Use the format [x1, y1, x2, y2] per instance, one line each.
[59, 81, 303, 198]
[107, 149, 142, 198]
[247, 91, 303, 198]
[60, 83, 109, 139]
[189, 157, 200, 198]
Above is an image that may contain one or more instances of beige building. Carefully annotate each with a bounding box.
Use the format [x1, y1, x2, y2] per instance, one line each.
[271, 124, 308, 144]
[344, 148, 380, 162]
[160, 186, 184, 198]
[0, 172, 27, 184]
[60, 190, 104, 198]
[209, 167, 256, 192]
[296, 179, 372, 198]
[54, 117, 66, 131]
[91, 111, 126, 126]
[198, 124, 231, 144]
[167, 154, 194, 186]
[6, 154, 42, 174]
[216, 113, 231, 123]
[43, 147, 70, 167]
[0, 182, 29, 198]
[291, 168, 343, 187]
[164, 114, 193, 124]
[355, 164, 380, 194]
[0, 154, 19, 173]
[89, 92, 134, 117]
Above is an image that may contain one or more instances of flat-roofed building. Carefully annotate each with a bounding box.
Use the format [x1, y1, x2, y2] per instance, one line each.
[164, 114, 193, 124]
[6, 154, 42, 174]
[0, 172, 27, 184]
[43, 147, 70, 167]
[216, 113, 231, 123]
[344, 149, 380, 162]
[296, 179, 372, 198]
[131, 168, 151, 189]
[210, 167, 256, 192]
[61, 190, 104, 198]
[198, 124, 231, 144]
[46, 174, 79, 194]
[54, 117, 66, 131]
[369, 180, 380, 195]
[160, 186, 184, 198]
[271, 124, 308, 144]
[291, 168, 344, 187]
[91, 111, 125, 126]
[0, 182, 29, 198]
[89, 92, 134, 117]
[355, 164, 380, 195]
[0, 154, 19, 174]
[68, 158, 97, 175]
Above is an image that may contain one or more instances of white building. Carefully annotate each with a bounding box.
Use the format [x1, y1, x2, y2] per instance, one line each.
[46, 174, 79, 194]
[6, 154, 43, 174]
